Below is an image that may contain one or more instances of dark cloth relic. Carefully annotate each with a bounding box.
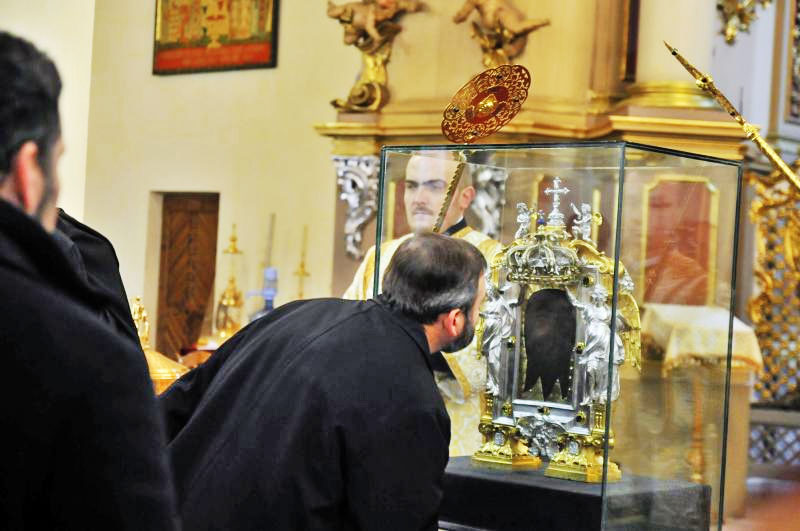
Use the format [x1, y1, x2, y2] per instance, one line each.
[523, 288, 576, 400]
[161, 296, 450, 531]
[0, 200, 178, 529]
[439, 457, 711, 531]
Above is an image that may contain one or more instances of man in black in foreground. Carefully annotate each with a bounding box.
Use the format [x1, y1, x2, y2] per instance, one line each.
[161, 233, 487, 530]
[0, 32, 178, 529]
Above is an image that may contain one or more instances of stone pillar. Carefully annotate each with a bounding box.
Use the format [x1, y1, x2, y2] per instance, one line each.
[620, 0, 719, 110]
[637, 0, 716, 82]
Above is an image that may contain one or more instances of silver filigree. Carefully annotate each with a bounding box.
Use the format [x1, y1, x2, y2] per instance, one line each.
[517, 414, 567, 459]
[333, 155, 380, 260]
[469, 166, 508, 239]
[493, 431, 506, 446]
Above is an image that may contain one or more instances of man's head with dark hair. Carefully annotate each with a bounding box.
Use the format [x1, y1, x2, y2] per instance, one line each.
[382, 233, 486, 353]
[0, 31, 63, 231]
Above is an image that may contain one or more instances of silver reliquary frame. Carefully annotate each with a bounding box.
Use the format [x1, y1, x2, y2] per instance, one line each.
[473, 177, 641, 483]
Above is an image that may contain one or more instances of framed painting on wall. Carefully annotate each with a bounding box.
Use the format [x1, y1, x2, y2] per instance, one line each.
[153, 0, 279, 75]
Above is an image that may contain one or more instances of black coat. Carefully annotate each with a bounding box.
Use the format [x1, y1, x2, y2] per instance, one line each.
[54, 208, 140, 346]
[161, 297, 451, 530]
[0, 201, 178, 530]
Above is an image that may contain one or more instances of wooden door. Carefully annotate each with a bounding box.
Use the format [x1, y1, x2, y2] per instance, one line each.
[156, 193, 219, 358]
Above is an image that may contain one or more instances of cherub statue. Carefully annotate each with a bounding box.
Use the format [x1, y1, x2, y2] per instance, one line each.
[327, 0, 423, 51]
[453, 0, 549, 67]
[327, 0, 425, 111]
[481, 273, 515, 396]
[515, 202, 531, 239]
[570, 285, 625, 405]
[570, 202, 593, 241]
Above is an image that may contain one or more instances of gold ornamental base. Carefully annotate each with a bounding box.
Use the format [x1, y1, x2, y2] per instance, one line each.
[472, 422, 541, 470]
[544, 444, 621, 483]
[545, 407, 621, 483]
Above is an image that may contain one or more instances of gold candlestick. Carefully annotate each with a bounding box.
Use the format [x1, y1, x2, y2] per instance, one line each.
[216, 224, 244, 342]
[130, 297, 188, 394]
[664, 41, 800, 192]
[293, 225, 310, 299]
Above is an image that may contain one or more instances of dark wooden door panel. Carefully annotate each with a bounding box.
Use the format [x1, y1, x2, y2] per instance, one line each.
[156, 193, 219, 358]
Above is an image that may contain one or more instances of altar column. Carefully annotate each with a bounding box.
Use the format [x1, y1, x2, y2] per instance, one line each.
[626, 0, 716, 108]
[637, 0, 716, 83]
[611, 0, 745, 157]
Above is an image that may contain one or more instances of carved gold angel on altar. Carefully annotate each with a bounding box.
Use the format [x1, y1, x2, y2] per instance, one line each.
[327, 0, 425, 111]
[327, 0, 423, 51]
[453, 0, 549, 67]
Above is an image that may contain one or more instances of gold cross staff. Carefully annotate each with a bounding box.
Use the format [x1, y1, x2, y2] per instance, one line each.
[293, 225, 310, 299]
[664, 40, 800, 192]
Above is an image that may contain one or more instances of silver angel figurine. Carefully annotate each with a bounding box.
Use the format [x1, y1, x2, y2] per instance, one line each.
[469, 167, 507, 239]
[481, 275, 515, 396]
[570, 202, 593, 242]
[515, 202, 531, 240]
[571, 285, 625, 405]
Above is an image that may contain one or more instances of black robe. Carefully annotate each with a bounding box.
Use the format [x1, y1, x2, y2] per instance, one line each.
[0, 200, 178, 530]
[54, 208, 140, 346]
[161, 297, 450, 530]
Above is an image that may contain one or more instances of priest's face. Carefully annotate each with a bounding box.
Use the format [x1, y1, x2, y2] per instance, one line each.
[441, 272, 486, 353]
[403, 155, 462, 234]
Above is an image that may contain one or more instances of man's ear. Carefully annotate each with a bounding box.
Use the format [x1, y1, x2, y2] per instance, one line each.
[9, 141, 43, 214]
[440, 308, 463, 338]
[459, 185, 476, 209]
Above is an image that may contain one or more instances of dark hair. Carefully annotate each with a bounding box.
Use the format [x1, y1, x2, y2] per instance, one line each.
[382, 233, 486, 324]
[0, 32, 62, 179]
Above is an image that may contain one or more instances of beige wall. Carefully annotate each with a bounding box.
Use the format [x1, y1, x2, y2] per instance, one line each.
[389, 0, 609, 105]
[85, 0, 357, 321]
[0, 0, 97, 219]
[77, 0, 691, 323]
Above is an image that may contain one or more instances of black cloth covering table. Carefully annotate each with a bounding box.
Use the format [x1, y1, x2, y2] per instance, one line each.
[439, 457, 711, 531]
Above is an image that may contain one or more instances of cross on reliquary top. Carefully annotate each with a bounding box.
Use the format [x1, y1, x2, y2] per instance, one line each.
[544, 176, 569, 226]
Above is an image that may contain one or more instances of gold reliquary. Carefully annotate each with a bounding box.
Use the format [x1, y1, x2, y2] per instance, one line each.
[473, 175, 641, 483]
[372, 143, 743, 490]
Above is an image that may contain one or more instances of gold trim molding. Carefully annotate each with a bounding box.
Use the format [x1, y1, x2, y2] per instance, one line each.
[316, 102, 747, 160]
[617, 82, 718, 109]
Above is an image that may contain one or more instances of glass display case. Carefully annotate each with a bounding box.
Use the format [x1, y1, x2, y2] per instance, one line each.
[373, 142, 744, 530]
